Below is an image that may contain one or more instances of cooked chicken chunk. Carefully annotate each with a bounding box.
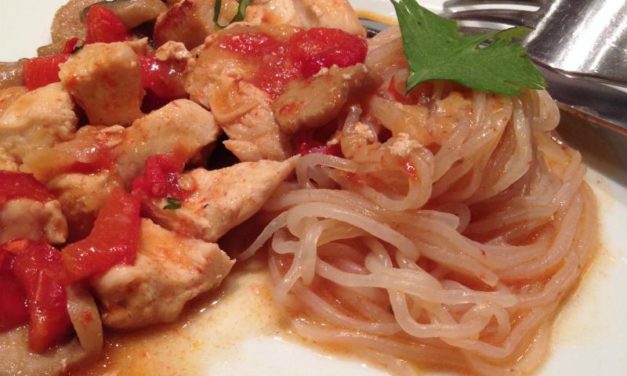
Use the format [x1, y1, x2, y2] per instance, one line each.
[0, 83, 77, 165]
[273, 64, 381, 134]
[59, 42, 144, 126]
[145, 157, 297, 242]
[185, 24, 297, 161]
[92, 219, 234, 329]
[153, 0, 217, 49]
[221, 83, 293, 161]
[246, 0, 364, 36]
[0, 327, 86, 376]
[0, 198, 68, 244]
[0, 86, 27, 117]
[22, 125, 125, 183]
[114, 99, 221, 186]
[47, 171, 122, 240]
[0, 151, 17, 172]
[155, 41, 192, 62]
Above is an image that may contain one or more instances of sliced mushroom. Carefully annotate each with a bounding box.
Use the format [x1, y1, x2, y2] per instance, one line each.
[0, 61, 24, 89]
[98, 0, 168, 29]
[50, 0, 167, 45]
[51, 0, 100, 43]
[272, 64, 381, 135]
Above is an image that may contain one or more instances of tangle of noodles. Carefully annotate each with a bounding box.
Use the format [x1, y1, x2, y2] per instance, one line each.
[239, 29, 597, 376]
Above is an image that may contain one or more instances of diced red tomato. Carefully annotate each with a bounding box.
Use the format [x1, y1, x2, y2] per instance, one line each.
[216, 28, 367, 97]
[22, 54, 70, 90]
[218, 32, 300, 98]
[84, 5, 128, 44]
[294, 130, 342, 157]
[62, 189, 141, 282]
[0, 171, 54, 206]
[251, 52, 301, 99]
[131, 154, 190, 200]
[218, 32, 283, 57]
[139, 55, 187, 100]
[12, 243, 71, 353]
[0, 247, 14, 274]
[0, 246, 29, 333]
[0, 275, 29, 332]
[289, 28, 368, 77]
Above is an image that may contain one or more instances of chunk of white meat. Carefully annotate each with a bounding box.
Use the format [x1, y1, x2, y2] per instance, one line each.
[184, 24, 297, 161]
[273, 64, 381, 135]
[221, 83, 293, 161]
[22, 125, 126, 183]
[155, 41, 192, 62]
[114, 99, 221, 186]
[145, 157, 297, 242]
[0, 199, 67, 244]
[47, 171, 122, 240]
[246, 0, 364, 36]
[0, 150, 18, 172]
[153, 0, 216, 49]
[92, 219, 234, 329]
[0, 83, 77, 165]
[0, 86, 27, 117]
[59, 42, 144, 126]
[0, 327, 85, 376]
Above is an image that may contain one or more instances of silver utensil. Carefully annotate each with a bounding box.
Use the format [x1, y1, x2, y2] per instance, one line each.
[443, 0, 627, 86]
[442, 0, 627, 135]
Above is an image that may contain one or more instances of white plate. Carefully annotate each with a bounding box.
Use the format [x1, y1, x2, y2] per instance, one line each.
[2, 1, 626, 375]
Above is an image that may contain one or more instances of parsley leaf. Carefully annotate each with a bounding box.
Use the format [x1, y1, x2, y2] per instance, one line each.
[391, 0, 545, 96]
[163, 197, 182, 210]
[214, 0, 251, 29]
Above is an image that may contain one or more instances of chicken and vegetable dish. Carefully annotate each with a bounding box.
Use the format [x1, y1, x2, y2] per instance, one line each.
[0, 0, 597, 375]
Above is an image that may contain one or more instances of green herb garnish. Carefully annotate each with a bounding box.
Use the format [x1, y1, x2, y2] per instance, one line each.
[214, 0, 251, 29]
[232, 0, 251, 22]
[163, 197, 182, 210]
[391, 0, 545, 96]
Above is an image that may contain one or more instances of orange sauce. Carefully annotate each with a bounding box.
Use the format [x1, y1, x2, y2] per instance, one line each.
[69, 257, 290, 376]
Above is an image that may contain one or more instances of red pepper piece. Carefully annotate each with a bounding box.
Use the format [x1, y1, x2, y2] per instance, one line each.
[84, 5, 128, 44]
[0, 247, 29, 332]
[22, 54, 70, 90]
[289, 28, 368, 77]
[62, 189, 141, 283]
[0, 275, 29, 332]
[139, 55, 187, 100]
[62, 37, 80, 54]
[0, 171, 55, 206]
[131, 154, 189, 200]
[12, 243, 71, 353]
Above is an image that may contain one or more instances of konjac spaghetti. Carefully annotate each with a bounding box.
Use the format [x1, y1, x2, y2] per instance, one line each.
[239, 26, 597, 376]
